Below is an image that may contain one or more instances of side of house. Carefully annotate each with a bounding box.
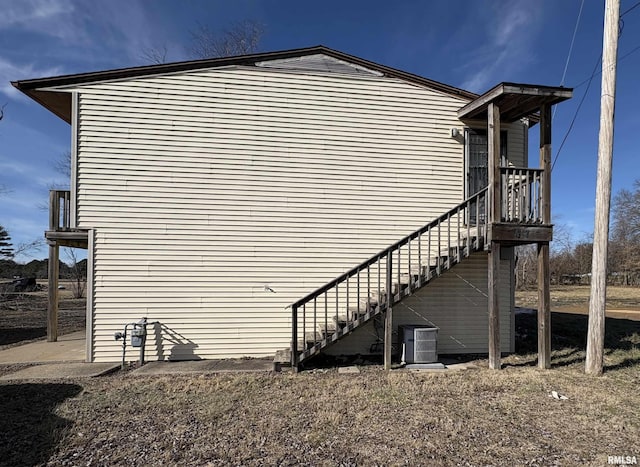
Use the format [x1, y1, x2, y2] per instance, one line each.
[15, 49, 527, 362]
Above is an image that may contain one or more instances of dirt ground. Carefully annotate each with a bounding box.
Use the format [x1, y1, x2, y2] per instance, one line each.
[0, 285, 638, 465]
[0, 281, 85, 350]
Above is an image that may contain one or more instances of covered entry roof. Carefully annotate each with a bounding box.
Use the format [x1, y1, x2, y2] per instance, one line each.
[457, 82, 573, 123]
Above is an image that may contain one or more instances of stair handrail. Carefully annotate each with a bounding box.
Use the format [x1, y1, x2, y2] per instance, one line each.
[289, 187, 489, 310]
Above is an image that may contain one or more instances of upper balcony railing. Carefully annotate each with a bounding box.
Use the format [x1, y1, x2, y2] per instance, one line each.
[49, 190, 71, 231]
[500, 167, 544, 224]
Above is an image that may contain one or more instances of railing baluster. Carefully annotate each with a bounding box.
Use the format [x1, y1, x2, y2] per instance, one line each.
[357, 268, 361, 317]
[397, 246, 401, 299]
[302, 303, 306, 348]
[386, 251, 392, 309]
[65, 192, 70, 227]
[457, 206, 461, 262]
[377, 258, 381, 310]
[502, 169, 508, 222]
[324, 292, 328, 340]
[437, 222, 441, 275]
[367, 266, 371, 314]
[291, 305, 298, 368]
[428, 227, 432, 278]
[335, 283, 339, 335]
[346, 275, 350, 322]
[417, 232, 422, 288]
[407, 240, 412, 293]
[448, 212, 452, 268]
[313, 298, 317, 345]
[476, 195, 481, 249]
[512, 169, 518, 221]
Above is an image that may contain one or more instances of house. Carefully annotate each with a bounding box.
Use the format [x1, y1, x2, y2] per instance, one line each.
[13, 46, 572, 369]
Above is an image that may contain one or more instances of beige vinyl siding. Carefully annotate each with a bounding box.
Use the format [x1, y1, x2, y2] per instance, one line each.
[71, 65, 506, 362]
[326, 252, 513, 356]
[506, 121, 527, 167]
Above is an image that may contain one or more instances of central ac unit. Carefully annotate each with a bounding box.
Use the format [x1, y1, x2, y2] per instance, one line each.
[399, 325, 439, 364]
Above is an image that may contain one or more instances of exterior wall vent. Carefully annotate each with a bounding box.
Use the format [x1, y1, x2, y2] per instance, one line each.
[399, 325, 439, 364]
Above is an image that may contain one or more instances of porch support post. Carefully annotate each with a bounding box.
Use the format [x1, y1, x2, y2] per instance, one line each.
[538, 103, 552, 368]
[47, 241, 59, 342]
[487, 102, 501, 369]
[384, 250, 393, 370]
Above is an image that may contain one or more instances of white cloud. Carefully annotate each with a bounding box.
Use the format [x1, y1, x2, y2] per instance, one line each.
[458, 0, 541, 93]
[0, 0, 78, 41]
[0, 56, 62, 98]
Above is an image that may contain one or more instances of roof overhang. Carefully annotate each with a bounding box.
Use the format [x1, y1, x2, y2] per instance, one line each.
[12, 45, 478, 124]
[457, 82, 573, 123]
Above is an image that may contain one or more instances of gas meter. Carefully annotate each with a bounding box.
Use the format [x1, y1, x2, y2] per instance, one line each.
[131, 325, 146, 347]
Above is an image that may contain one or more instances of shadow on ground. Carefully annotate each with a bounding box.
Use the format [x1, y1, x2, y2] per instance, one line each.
[512, 311, 640, 370]
[0, 383, 82, 466]
[0, 327, 47, 346]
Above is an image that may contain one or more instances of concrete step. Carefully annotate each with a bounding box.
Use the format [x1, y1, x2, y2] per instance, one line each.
[273, 348, 290, 372]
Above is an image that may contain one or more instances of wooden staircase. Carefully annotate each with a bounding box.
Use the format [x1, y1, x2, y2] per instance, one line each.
[289, 187, 490, 369]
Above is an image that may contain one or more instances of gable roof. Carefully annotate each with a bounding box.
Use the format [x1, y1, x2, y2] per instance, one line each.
[12, 45, 477, 123]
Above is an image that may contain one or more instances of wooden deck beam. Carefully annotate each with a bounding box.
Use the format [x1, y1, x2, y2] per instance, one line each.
[489, 224, 553, 244]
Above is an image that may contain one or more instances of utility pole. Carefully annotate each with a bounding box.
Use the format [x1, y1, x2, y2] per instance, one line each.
[586, 0, 620, 375]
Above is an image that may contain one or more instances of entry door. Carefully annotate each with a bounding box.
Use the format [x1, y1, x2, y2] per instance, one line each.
[465, 129, 507, 223]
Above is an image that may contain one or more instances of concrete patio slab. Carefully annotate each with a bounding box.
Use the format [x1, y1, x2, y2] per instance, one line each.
[338, 366, 360, 374]
[0, 331, 85, 364]
[0, 362, 119, 381]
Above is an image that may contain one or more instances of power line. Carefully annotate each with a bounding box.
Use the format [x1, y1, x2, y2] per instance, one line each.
[551, 55, 601, 172]
[551, 0, 640, 171]
[561, 0, 586, 87]
[621, 0, 640, 16]
[572, 43, 640, 89]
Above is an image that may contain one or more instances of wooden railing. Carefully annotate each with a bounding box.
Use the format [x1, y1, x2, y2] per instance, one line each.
[49, 190, 71, 231]
[500, 167, 544, 223]
[290, 187, 489, 368]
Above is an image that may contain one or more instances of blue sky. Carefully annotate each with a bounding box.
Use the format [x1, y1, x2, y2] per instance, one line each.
[1, 0, 639, 261]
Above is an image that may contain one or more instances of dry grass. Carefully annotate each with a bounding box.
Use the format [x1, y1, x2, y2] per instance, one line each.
[1, 357, 638, 466]
[516, 285, 640, 311]
[0, 286, 639, 465]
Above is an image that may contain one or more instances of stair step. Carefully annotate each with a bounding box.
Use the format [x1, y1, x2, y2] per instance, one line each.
[293, 231, 486, 364]
[273, 348, 290, 371]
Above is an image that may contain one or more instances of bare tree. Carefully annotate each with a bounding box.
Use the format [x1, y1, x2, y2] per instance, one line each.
[189, 20, 264, 59]
[64, 248, 86, 299]
[53, 150, 71, 180]
[611, 179, 640, 285]
[13, 239, 45, 259]
[515, 244, 537, 289]
[141, 44, 169, 64]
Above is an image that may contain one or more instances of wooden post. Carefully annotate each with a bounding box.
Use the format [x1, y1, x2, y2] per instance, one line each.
[384, 251, 393, 370]
[537, 242, 551, 368]
[586, 0, 620, 375]
[488, 103, 501, 229]
[47, 242, 59, 342]
[487, 102, 501, 370]
[488, 241, 501, 369]
[538, 103, 552, 369]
